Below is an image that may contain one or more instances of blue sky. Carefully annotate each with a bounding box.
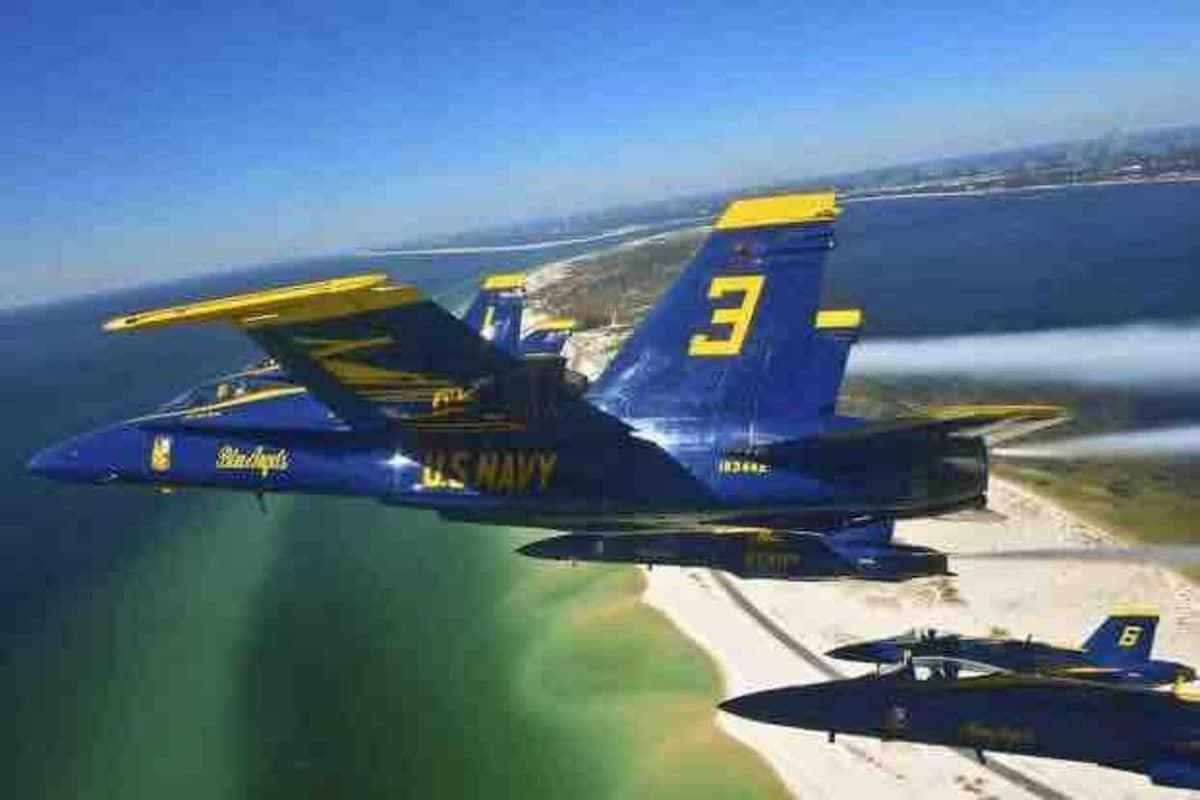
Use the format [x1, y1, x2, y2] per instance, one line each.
[2, 0, 1198, 306]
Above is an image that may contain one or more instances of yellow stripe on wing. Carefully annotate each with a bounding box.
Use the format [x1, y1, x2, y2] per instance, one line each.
[103, 273, 423, 332]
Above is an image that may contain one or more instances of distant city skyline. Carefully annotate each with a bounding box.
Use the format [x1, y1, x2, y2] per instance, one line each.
[3, 1, 1198, 307]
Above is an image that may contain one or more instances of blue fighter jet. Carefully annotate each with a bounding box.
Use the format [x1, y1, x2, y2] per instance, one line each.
[827, 607, 1196, 687]
[460, 272, 579, 358]
[28, 192, 1066, 582]
[719, 664, 1200, 790]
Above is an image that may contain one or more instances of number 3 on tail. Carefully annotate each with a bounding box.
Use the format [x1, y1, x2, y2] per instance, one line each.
[688, 275, 765, 357]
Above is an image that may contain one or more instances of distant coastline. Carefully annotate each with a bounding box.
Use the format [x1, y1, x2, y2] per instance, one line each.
[842, 171, 1200, 204]
[368, 175, 1200, 267]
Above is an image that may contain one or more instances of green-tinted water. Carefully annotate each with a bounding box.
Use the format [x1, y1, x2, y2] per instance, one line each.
[2, 492, 783, 798]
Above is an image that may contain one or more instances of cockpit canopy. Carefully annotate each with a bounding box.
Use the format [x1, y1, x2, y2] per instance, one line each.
[158, 369, 293, 413]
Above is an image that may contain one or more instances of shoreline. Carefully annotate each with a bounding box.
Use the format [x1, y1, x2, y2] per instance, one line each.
[501, 532, 791, 798]
[522, 229, 1200, 798]
[374, 174, 1200, 259]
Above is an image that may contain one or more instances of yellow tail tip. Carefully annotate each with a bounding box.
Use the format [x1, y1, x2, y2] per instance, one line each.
[533, 317, 578, 331]
[715, 191, 840, 231]
[482, 273, 526, 291]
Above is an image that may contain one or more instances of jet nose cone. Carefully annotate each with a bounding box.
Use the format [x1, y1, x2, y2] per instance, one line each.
[717, 692, 766, 720]
[27, 440, 80, 480]
[27, 427, 136, 484]
[718, 688, 804, 726]
[826, 643, 865, 661]
[721, 683, 860, 731]
[517, 535, 592, 561]
[516, 539, 554, 559]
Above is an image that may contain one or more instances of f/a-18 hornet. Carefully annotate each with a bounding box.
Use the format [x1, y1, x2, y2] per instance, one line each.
[828, 607, 1196, 687]
[720, 663, 1200, 790]
[29, 192, 1065, 581]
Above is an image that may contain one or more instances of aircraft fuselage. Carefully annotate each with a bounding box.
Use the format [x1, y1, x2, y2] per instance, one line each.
[29, 386, 988, 534]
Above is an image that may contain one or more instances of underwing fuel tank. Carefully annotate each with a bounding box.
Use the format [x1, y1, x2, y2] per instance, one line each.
[517, 532, 951, 582]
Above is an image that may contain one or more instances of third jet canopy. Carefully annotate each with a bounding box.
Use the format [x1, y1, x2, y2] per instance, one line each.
[827, 608, 1196, 687]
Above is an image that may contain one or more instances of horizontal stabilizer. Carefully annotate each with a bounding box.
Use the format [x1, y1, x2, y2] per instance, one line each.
[933, 508, 1008, 524]
[735, 405, 1069, 463]
[817, 405, 1068, 445]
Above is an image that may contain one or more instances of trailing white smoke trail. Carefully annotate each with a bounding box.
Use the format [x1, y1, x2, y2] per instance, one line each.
[360, 215, 710, 256]
[995, 425, 1200, 459]
[849, 320, 1200, 386]
[954, 545, 1200, 567]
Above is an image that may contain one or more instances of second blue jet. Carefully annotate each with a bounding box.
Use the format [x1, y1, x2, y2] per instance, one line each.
[828, 607, 1195, 687]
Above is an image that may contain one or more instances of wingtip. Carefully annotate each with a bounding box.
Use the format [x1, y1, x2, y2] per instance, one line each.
[98, 272, 418, 333]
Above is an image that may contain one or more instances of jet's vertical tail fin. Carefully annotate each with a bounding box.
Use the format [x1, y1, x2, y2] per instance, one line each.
[588, 192, 858, 432]
[463, 273, 525, 354]
[1083, 607, 1159, 666]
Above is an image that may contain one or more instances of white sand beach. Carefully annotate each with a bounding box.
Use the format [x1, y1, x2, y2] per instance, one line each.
[524, 247, 1200, 799]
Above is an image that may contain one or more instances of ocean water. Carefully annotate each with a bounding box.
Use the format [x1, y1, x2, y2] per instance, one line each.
[828, 182, 1200, 335]
[828, 182, 1200, 427]
[1, 181, 1198, 798]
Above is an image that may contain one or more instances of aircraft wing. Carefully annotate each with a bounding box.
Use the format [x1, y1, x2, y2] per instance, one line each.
[734, 404, 1068, 464]
[726, 404, 1068, 471]
[103, 273, 579, 431]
